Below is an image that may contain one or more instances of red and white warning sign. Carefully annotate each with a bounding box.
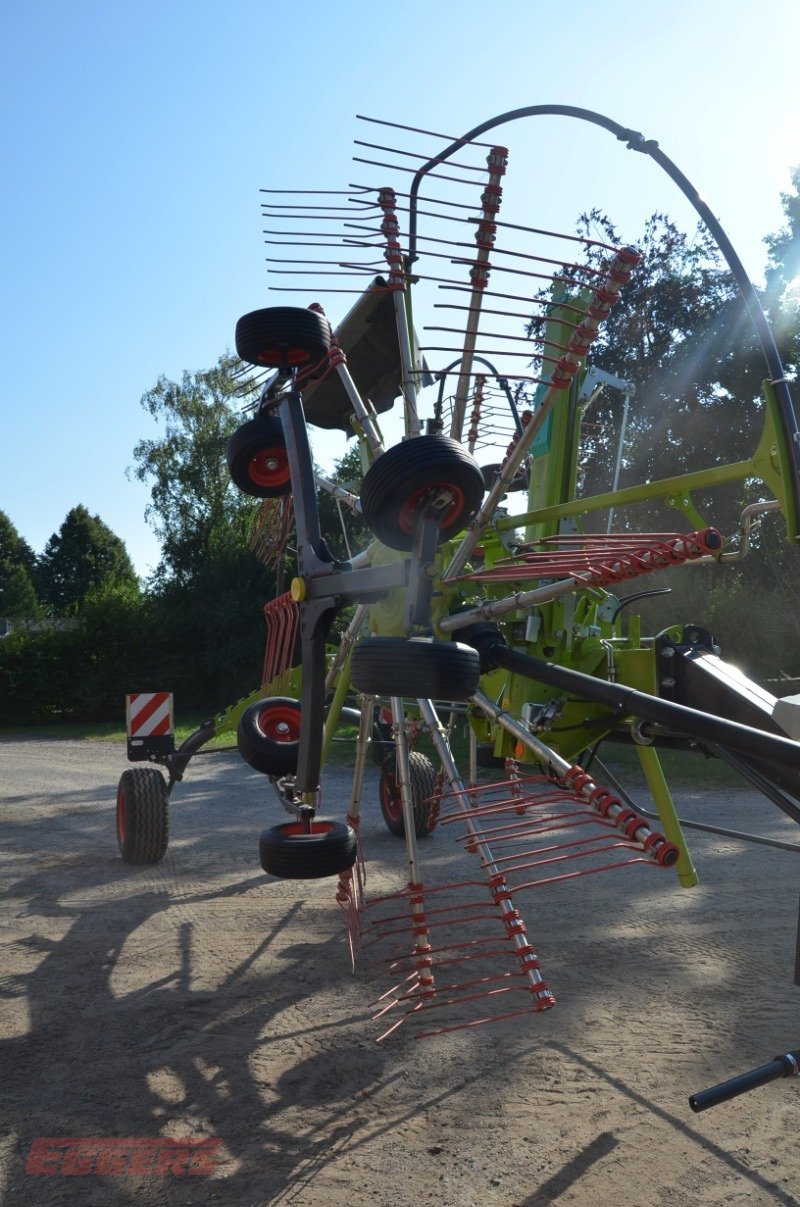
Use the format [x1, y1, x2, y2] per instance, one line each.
[126, 692, 174, 738]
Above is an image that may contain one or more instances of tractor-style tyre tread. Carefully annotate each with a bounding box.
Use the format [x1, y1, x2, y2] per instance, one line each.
[360, 435, 484, 551]
[235, 307, 331, 369]
[259, 820, 357, 879]
[237, 697, 302, 777]
[351, 637, 480, 702]
[379, 749, 439, 838]
[116, 768, 169, 865]
[227, 412, 291, 497]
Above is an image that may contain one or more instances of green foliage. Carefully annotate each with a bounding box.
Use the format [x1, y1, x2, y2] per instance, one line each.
[0, 511, 36, 578]
[523, 200, 800, 682]
[763, 166, 800, 373]
[145, 543, 275, 711]
[0, 511, 40, 618]
[316, 441, 372, 560]
[0, 562, 39, 618]
[557, 212, 761, 528]
[37, 505, 138, 614]
[130, 354, 255, 584]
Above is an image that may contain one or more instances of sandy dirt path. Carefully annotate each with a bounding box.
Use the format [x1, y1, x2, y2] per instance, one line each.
[1, 737, 800, 1205]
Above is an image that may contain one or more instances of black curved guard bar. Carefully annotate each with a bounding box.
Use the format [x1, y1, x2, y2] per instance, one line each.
[406, 105, 800, 536]
[689, 1049, 800, 1112]
[434, 354, 523, 435]
[469, 633, 800, 778]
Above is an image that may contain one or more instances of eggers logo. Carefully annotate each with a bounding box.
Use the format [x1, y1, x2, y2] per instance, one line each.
[25, 1137, 222, 1177]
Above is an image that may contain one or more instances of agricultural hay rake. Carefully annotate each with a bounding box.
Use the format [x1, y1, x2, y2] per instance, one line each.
[118, 105, 800, 1042]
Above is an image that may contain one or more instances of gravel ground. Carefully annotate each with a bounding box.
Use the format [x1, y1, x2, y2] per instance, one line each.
[1, 736, 800, 1205]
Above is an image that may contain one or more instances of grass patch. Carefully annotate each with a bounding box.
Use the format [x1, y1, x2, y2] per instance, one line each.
[0, 712, 236, 748]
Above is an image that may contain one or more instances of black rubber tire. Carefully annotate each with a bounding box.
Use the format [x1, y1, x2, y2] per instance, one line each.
[481, 462, 529, 494]
[227, 413, 291, 497]
[350, 637, 480, 701]
[360, 436, 485, 550]
[116, 768, 169, 864]
[379, 749, 438, 838]
[237, 697, 301, 776]
[235, 307, 331, 369]
[259, 819, 357, 879]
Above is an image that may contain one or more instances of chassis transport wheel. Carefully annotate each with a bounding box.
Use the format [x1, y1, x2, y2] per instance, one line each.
[351, 637, 480, 701]
[116, 768, 169, 864]
[360, 435, 485, 551]
[227, 413, 291, 497]
[235, 306, 331, 369]
[379, 749, 439, 838]
[238, 697, 301, 776]
[259, 820, 357, 879]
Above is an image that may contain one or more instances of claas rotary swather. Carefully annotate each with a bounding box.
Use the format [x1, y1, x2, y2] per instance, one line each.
[116, 106, 800, 1044]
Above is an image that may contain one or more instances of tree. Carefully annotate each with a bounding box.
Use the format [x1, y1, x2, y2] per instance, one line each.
[0, 562, 39, 618]
[37, 505, 138, 613]
[130, 356, 285, 706]
[528, 210, 768, 536]
[522, 205, 800, 680]
[316, 442, 372, 560]
[763, 165, 800, 373]
[0, 512, 39, 617]
[130, 355, 256, 584]
[0, 511, 37, 578]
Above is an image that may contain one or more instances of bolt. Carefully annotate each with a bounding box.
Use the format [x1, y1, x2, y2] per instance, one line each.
[661, 646, 675, 658]
[661, 677, 676, 688]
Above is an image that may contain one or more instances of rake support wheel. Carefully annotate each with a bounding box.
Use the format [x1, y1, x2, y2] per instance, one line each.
[237, 697, 302, 776]
[379, 749, 439, 838]
[235, 306, 331, 370]
[351, 637, 480, 702]
[259, 820, 357, 879]
[360, 435, 485, 551]
[227, 412, 291, 497]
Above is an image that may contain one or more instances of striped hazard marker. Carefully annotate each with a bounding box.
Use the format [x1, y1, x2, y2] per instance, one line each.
[126, 692, 174, 738]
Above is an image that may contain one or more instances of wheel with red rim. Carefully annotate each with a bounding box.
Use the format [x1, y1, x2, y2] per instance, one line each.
[227, 413, 291, 497]
[237, 697, 302, 776]
[379, 749, 439, 838]
[235, 306, 331, 370]
[359, 435, 485, 551]
[116, 768, 169, 864]
[259, 819, 357, 879]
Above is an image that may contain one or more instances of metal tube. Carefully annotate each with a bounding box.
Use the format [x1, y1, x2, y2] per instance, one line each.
[417, 697, 553, 1002]
[324, 603, 369, 695]
[348, 693, 375, 825]
[606, 392, 630, 533]
[393, 291, 421, 438]
[635, 744, 699, 887]
[689, 1051, 800, 1112]
[333, 361, 385, 455]
[449, 148, 507, 443]
[391, 697, 421, 887]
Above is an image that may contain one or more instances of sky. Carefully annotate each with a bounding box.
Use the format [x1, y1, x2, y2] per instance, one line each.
[2, 0, 799, 580]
